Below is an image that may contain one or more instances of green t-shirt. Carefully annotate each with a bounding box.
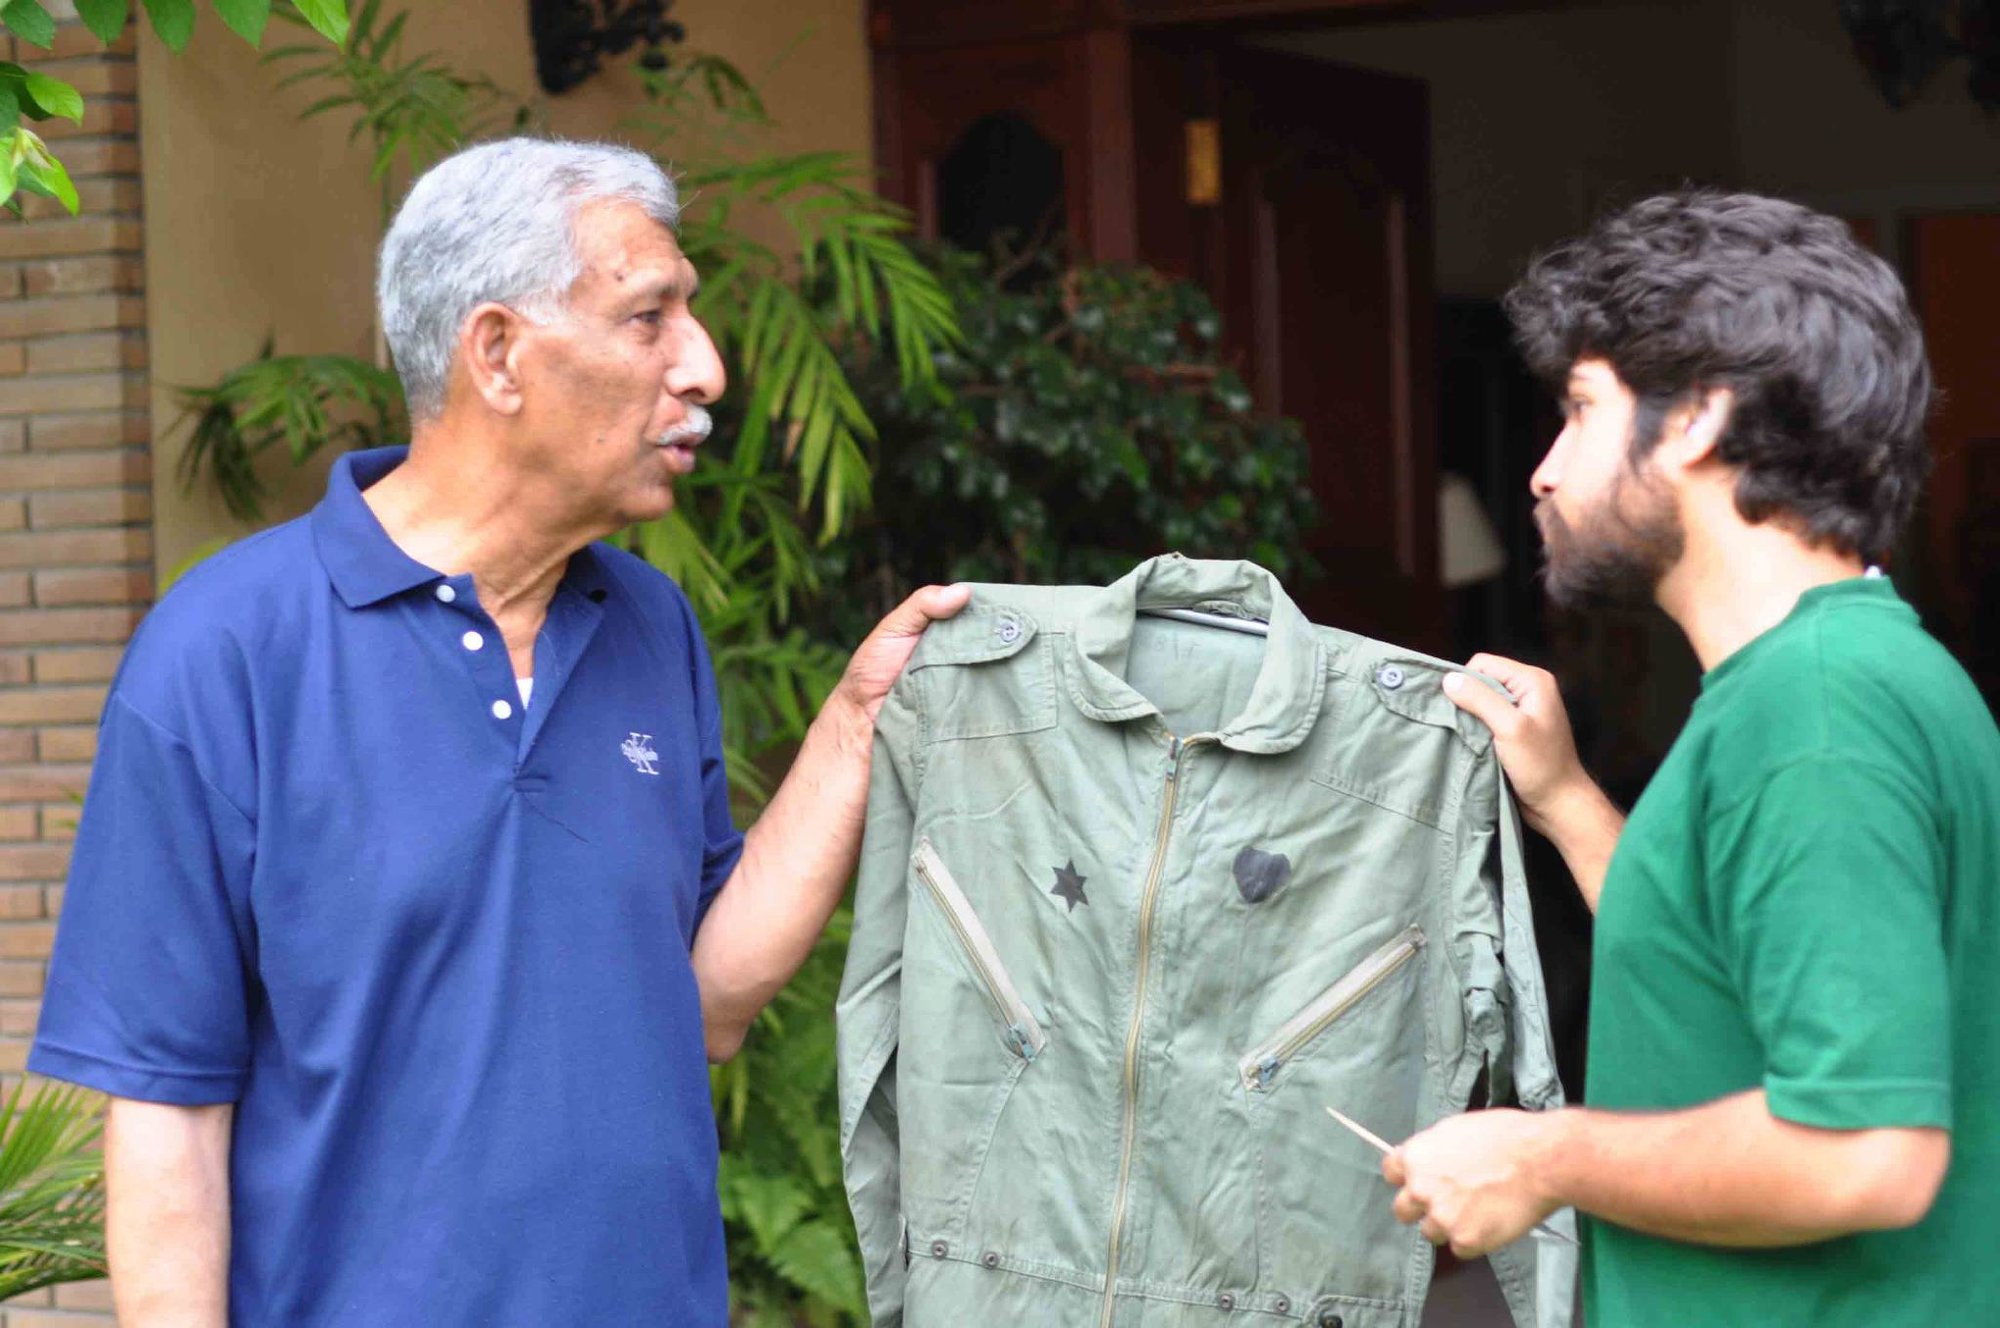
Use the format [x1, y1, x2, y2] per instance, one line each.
[1583, 575, 2000, 1327]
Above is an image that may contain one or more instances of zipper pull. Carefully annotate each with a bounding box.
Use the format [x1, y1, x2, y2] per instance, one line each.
[1005, 1024, 1036, 1061]
[1167, 736, 1182, 773]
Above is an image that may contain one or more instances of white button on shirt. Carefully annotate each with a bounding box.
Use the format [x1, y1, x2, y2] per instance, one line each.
[435, 584, 456, 603]
[462, 630, 484, 652]
[491, 699, 513, 721]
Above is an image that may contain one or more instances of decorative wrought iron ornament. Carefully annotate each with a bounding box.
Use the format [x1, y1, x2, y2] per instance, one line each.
[529, 0, 684, 95]
[1840, 0, 2000, 109]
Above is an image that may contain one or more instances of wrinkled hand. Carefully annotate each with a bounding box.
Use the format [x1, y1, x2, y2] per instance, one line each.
[833, 584, 973, 723]
[1441, 654, 1587, 836]
[1384, 1109, 1564, 1258]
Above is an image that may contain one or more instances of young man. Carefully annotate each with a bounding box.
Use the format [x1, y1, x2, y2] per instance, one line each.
[1388, 190, 1999, 1325]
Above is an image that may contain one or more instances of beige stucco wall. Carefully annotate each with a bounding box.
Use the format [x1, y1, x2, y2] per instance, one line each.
[1252, 0, 1740, 297]
[1257, 0, 2000, 295]
[140, 0, 872, 575]
[1726, 0, 2000, 234]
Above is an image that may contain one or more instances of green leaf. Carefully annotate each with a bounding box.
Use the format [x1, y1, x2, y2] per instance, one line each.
[74, 0, 129, 43]
[728, 1173, 811, 1255]
[0, 0, 56, 49]
[767, 1220, 866, 1317]
[17, 137, 78, 214]
[212, 0, 271, 45]
[286, 0, 349, 47]
[19, 72, 80, 123]
[139, 0, 194, 51]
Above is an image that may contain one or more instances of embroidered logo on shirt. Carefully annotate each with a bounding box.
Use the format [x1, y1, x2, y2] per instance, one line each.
[620, 732, 660, 776]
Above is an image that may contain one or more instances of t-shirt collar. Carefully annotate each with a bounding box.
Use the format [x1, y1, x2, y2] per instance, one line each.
[309, 446, 615, 610]
[1702, 569, 1904, 691]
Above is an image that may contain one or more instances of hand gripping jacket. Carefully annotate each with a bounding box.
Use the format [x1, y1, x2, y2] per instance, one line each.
[837, 556, 1575, 1328]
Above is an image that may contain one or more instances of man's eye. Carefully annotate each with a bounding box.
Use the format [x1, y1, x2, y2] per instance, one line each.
[635, 310, 663, 326]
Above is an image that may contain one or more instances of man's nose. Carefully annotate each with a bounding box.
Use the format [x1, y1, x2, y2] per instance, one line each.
[666, 314, 726, 406]
[1529, 433, 1566, 499]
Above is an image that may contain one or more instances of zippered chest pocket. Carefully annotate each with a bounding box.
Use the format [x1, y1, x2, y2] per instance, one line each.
[1239, 925, 1425, 1092]
[912, 839, 1048, 1061]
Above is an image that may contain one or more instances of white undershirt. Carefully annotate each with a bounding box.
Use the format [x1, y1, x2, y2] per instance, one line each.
[517, 677, 534, 707]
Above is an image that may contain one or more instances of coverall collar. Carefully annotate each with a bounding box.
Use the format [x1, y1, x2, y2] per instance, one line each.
[1067, 554, 1325, 753]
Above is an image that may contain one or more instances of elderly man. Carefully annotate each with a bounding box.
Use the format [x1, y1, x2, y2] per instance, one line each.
[29, 138, 966, 1325]
[1398, 191, 2000, 1325]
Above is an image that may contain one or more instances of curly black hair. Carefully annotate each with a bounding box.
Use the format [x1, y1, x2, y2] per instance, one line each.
[1503, 190, 1933, 561]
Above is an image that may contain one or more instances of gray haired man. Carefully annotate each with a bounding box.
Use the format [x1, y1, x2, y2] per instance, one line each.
[29, 138, 966, 1325]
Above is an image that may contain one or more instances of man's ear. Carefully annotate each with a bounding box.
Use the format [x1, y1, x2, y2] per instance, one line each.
[459, 302, 530, 416]
[1664, 385, 1735, 469]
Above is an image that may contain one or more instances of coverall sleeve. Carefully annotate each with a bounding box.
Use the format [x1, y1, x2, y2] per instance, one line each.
[1453, 752, 1576, 1328]
[836, 673, 924, 1326]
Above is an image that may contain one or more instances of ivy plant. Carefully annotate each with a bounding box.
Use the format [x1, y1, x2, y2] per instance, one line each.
[818, 243, 1320, 640]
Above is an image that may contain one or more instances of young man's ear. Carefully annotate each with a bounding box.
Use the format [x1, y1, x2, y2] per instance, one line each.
[1668, 386, 1735, 467]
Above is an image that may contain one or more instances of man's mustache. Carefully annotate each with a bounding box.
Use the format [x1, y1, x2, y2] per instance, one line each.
[656, 404, 712, 446]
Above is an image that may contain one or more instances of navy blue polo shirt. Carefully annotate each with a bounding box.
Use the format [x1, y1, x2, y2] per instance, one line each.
[31, 447, 744, 1325]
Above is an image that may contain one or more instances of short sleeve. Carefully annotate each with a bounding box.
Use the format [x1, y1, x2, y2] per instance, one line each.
[682, 602, 744, 929]
[1712, 755, 1951, 1130]
[28, 694, 257, 1105]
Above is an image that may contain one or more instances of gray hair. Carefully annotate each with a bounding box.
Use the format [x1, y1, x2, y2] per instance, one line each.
[377, 137, 681, 423]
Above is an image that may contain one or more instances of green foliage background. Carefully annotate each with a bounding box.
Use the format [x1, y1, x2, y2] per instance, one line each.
[817, 244, 1320, 640]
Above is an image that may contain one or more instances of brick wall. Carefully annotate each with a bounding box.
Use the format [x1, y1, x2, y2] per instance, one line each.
[0, 17, 149, 1327]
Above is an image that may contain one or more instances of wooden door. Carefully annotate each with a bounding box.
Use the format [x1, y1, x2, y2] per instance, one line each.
[1136, 42, 1443, 648]
[1907, 212, 2000, 706]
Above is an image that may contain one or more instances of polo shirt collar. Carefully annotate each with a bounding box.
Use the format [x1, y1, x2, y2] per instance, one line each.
[1067, 554, 1326, 753]
[312, 447, 442, 608]
[310, 446, 617, 610]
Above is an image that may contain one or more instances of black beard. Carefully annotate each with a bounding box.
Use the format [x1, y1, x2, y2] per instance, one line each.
[1537, 466, 1684, 610]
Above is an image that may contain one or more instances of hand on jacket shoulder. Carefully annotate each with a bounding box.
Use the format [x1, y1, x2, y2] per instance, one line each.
[832, 584, 974, 724]
[1441, 653, 1591, 835]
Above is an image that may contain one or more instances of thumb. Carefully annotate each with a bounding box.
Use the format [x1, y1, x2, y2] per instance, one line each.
[1442, 670, 1514, 732]
[877, 583, 971, 638]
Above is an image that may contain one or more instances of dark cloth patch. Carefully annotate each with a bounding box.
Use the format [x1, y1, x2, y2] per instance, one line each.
[1233, 846, 1291, 904]
[1050, 861, 1089, 912]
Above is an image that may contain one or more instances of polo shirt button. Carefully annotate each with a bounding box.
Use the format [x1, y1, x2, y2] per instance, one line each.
[462, 630, 484, 652]
[434, 583, 456, 603]
[491, 699, 513, 721]
[996, 617, 1020, 645]
[1376, 663, 1405, 690]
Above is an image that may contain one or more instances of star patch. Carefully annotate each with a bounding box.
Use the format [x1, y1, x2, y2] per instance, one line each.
[1050, 861, 1089, 913]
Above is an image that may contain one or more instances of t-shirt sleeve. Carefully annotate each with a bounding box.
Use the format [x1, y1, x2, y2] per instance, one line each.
[683, 602, 744, 929]
[1712, 754, 1951, 1131]
[28, 694, 257, 1105]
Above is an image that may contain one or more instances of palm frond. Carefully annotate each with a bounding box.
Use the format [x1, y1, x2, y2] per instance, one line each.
[268, 0, 531, 194]
[0, 1081, 107, 1299]
[174, 345, 407, 522]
